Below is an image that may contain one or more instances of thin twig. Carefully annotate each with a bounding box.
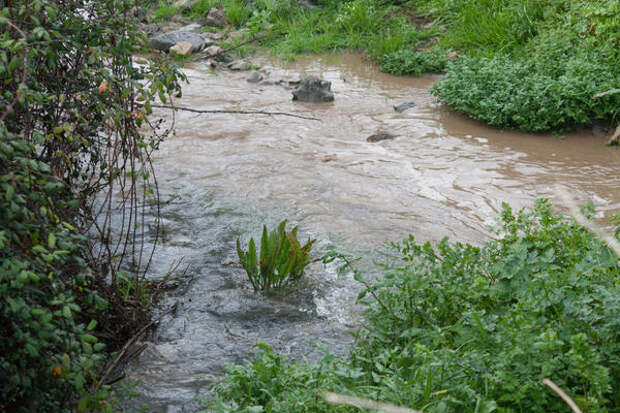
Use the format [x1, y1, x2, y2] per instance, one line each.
[97, 302, 178, 389]
[322, 391, 422, 413]
[542, 379, 583, 413]
[150, 104, 321, 121]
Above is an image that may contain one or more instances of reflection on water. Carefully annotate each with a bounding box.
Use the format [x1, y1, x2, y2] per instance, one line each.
[125, 54, 620, 411]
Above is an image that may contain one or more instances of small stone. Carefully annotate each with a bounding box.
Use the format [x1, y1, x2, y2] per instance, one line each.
[393, 102, 416, 113]
[228, 60, 252, 71]
[202, 32, 225, 41]
[204, 45, 224, 57]
[367, 132, 397, 143]
[204, 7, 227, 27]
[177, 23, 203, 33]
[169, 41, 193, 56]
[246, 71, 263, 83]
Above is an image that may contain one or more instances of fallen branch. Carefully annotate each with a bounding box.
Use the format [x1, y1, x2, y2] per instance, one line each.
[151, 104, 321, 122]
[542, 379, 583, 413]
[97, 302, 178, 389]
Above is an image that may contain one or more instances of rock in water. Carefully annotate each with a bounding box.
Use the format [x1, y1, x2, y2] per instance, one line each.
[149, 31, 205, 53]
[228, 60, 252, 71]
[169, 41, 193, 56]
[204, 7, 227, 27]
[203, 45, 224, 57]
[393, 102, 416, 113]
[292, 76, 334, 102]
[367, 132, 397, 142]
[246, 71, 263, 83]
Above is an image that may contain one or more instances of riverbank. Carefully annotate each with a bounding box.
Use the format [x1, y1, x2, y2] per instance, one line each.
[145, 0, 619, 140]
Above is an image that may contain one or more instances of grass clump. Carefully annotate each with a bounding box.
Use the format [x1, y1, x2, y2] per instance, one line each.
[237, 220, 315, 291]
[153, 0, 180, 21]
[380, 48, 448, 76]
[212, 200, 620, 412]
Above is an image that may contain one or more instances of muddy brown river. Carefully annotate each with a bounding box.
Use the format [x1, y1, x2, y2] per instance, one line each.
[125, 54, 620, 412]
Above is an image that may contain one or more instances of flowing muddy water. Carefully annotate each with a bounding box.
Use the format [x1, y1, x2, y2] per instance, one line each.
[126, 54, 620, 411]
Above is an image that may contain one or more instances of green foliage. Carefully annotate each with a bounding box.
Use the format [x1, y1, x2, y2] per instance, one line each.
[208, 344, 350, 412]
[380, 48, 448, 76]
[0, 0, 183, 409]
[154, 1, 180, 21]
[237, 221, 315, 291]
[431, 42, 620, 132]
[0, 133, 108, 411]
[213, 201, 620, 412]
[415, 0, 620, 132]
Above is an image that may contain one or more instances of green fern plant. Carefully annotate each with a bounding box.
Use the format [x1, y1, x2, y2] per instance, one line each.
[236, 221, 315, 291]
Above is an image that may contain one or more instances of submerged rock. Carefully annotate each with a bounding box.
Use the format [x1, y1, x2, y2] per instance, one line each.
[367, 131, 397, 142]
[228, 60, 252, 71]
[393, 101, 416, 113]
[149, 31, 205, 53]
[292, 76, 334, 103]
[246, 71, 263, 83]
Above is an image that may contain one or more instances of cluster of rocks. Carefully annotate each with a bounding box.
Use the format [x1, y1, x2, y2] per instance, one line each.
[147, 7, 231, 57]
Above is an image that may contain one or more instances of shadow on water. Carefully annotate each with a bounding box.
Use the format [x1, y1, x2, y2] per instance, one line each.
[123, 54, 620, 411]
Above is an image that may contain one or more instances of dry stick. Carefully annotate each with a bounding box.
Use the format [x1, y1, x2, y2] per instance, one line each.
[151, 104, 321, 122]
[97, 302, 178, 389]
[555, 187, 620, 257]
[322, 391, 422, 413]
[542, 379, 583, 413]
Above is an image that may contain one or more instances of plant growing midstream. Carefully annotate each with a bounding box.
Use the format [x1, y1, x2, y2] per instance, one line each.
[237, 220, 315, 291]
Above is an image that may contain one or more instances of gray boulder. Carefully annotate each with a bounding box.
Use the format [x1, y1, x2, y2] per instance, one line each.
[149, 31, 205, 53]
[292, 76, 334, 103]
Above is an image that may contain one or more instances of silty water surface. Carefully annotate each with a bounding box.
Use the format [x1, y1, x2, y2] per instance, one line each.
[125, 54, 620, 411]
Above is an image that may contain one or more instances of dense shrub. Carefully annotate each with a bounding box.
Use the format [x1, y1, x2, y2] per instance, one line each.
[380, 48, 448, 76]
[0, 133, 108, 411]
[352, 199, 620, 411]
[210, 200, 620, 412]
[431, 45, 619, 132]
[0, 0, 182, 409]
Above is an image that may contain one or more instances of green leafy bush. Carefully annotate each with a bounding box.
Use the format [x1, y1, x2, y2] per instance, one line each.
[380, 48, 448, 76]
[214, 200, 620, 412]
[0, 134, 108, 411]
[0, 0, 183, 409]
[208, 343, 348, 412]
[237, 221, 315, 291]
[431, 43, 620, 132]
[351, 199, 620, 411]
